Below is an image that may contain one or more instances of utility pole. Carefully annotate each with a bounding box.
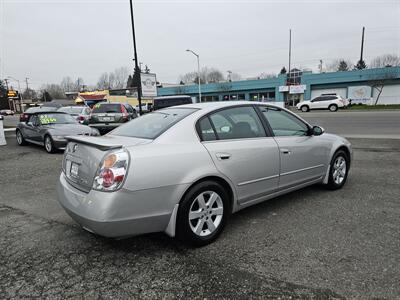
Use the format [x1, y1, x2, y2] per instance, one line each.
[227, 70, 232, 82]
[25, 77, 30, 99]
[129, 0, 142, 115]
[4, 78, 9, 90]
[288, 29, 292, 85]
[360, 26, 365, 63]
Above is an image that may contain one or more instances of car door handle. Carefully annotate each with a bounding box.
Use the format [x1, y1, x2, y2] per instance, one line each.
[216, 153, 231, 160]
[281, 149, 291, 155]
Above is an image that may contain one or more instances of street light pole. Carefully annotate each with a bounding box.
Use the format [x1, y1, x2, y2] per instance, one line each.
[129, 0, 142, 115]
[186, 49, 201, 103]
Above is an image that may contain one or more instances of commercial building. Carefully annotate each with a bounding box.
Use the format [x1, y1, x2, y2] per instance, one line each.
[157, 67, 400, 106]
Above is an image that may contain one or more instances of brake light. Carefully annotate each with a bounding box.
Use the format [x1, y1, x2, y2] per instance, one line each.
[92, 149, 129, 191]
[121, 104, 129, 120]
[78, 115, 85, 121]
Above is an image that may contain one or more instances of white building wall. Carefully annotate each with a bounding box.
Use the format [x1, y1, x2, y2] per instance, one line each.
[311, 88, 347, 99]
[371, 84, 400, 104]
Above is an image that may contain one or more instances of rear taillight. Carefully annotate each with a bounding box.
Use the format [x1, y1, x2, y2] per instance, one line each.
[78, 115, 85, 121]
[92, 149, 129, 191]
[121, 104, 129, 120]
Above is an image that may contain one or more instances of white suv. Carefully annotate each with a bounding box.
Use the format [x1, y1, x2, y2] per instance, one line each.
[296, 94, 349, 112]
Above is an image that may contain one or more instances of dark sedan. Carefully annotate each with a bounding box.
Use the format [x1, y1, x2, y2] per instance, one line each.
[16, 111, 100, 153]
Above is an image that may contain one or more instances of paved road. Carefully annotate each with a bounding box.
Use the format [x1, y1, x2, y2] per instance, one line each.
[3, 110, 400, 139]
[298, 110, 400, 139]
[0, 137, 399, 299]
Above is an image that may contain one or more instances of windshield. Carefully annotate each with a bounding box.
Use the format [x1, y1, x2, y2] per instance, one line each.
[58, 107, 84, 115]
[38, 113, 77, 125]
[110, 108, 197, 139]
[92, 104, 122, 113]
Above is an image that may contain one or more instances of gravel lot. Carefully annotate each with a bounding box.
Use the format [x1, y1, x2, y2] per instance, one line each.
[0, 136, 399, 299]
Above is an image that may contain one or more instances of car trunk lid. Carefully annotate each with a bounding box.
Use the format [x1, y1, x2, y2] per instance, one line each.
[63, 135, 151, 192]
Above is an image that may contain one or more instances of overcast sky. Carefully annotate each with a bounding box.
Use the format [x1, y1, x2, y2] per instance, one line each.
[1, 0, 399, 90]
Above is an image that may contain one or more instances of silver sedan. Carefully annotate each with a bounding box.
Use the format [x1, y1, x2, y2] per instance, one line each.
[57, 101, 352, 246]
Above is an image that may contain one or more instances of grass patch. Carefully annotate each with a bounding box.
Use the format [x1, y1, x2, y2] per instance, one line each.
[348, 104, 400, 110]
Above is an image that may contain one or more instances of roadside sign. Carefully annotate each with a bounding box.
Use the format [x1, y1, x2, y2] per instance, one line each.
[140, 73, 157, 97]
[0, 119, 7, 146]
[289, 85, 306, 94]
[348, 86, 372, 104]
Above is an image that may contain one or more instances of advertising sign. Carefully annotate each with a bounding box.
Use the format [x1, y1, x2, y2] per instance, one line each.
[289, 85, 306, 94]
[140, 73, 157, 97]
[279, 86, 289, 92]
[348, 86, 371, 104]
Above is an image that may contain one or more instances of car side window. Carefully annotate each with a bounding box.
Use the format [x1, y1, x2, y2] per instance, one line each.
[208, 106, 266, 140]
[260, 107, 309, 137]
[28, 115, 38, 126]
[198, 117, 217, 141]
[312, 97, 321, 102]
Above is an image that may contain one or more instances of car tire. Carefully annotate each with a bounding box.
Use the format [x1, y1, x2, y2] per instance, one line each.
[44, 135, 56, 153]
[329, 104, 338, 112]
[176, 181, 230, 247]
[326, 150, 349, 190]
[16, 129, 27, 146]
[301, 105, 309, 112]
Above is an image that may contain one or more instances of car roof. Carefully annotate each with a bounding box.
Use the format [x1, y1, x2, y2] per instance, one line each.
[171, 101, 282, 113]
[31, 111, 68, 115]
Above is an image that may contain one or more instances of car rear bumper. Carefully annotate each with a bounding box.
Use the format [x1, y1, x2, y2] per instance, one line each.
[88, 123, 124, 133]
[57, 173, 186, 238]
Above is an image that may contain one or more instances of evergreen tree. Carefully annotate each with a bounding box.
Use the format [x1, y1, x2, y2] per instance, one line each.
[280, 67, 287, 74]
[338, 60, 349, 71]
[354, 59, 367, 70]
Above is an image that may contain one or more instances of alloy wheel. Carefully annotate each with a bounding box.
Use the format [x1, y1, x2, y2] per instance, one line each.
[45, 136, 52, 152]
[16, 131, 22, 144]
[332, 156, 346, 185]
[188, 191, 224, 237]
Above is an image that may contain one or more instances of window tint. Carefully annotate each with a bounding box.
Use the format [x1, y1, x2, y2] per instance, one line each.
[198, 117, 217, 141]
[208, 106, 266, 140]
[260, 107, 309, 136]
[110, 108, 197, 139]
[312, 97, 321, 102]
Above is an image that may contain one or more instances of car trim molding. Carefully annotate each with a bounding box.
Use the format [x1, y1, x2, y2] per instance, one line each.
[237, 174, 279, 186]
[280, 164, 325, 177]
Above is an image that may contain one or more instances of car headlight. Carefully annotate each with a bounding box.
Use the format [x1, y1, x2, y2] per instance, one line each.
[53, 135, 66, 140]
[91, 128, 100, 136]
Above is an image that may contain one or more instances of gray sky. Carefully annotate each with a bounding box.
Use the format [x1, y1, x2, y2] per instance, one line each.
[1, 0, 399, 90]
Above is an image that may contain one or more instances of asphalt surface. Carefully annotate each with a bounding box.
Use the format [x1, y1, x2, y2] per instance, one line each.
[0, 136, 399, 299]
[3, 110, 400, 139]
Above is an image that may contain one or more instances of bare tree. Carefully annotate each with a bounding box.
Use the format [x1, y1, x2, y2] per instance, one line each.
[230, 72, 241, 81]
[179, 67, 239, 84]
[41, 84, 66, 99]
[368, 69, 398, 105]
[207, 69, 224, 83]
[113, 67, 130, 89]
[97, 73, 109, 90]
[60, 76, 75, 92]
[370, 54, 400, 68]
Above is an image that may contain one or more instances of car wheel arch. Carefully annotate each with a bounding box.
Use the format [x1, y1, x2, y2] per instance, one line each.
[164, 175, 236, 238]
[323, 145, 351, 184]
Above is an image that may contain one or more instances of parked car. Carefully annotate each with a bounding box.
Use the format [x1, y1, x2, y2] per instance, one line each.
[89, 102, 138, 134]
[58, 106, 91, 125]
[135, 103, 153, 114]
[20, 106, 59, 122]
[16, 111, 99, 153]
[296, 94, 349, 112]
[0, 109, 15, 116]
[152, 95, 193, 111]
[57, 101, 352, 246]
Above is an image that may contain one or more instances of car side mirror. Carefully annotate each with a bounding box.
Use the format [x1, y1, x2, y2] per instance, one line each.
[311, 125, 324, 136]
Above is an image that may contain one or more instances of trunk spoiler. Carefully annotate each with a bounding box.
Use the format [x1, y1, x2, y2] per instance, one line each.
[66, 136, 123, 151]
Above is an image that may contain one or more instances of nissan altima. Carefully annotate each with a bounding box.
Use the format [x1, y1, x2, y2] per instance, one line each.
[57, 101, 352, 246]
[16, 111, 100, 153]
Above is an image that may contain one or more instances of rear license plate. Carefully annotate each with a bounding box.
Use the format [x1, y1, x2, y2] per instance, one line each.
[70, 162, 79, 177]
[102, 117, 112, 121]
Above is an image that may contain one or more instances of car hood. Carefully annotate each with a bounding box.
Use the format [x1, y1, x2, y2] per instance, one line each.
[43, 124, 94, 136]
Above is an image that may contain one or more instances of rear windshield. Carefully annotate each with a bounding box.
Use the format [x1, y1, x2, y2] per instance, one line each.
[110, 108, 197, 139]
[92, 104, 122, 113]
[38, 113, 77, 124]
[58, 107, 84, 114]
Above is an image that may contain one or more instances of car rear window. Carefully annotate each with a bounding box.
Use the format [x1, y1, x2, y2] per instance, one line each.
[58, 107, 84, 114]
[110, 108, 197, 139]
[92, 104, 122, 113]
